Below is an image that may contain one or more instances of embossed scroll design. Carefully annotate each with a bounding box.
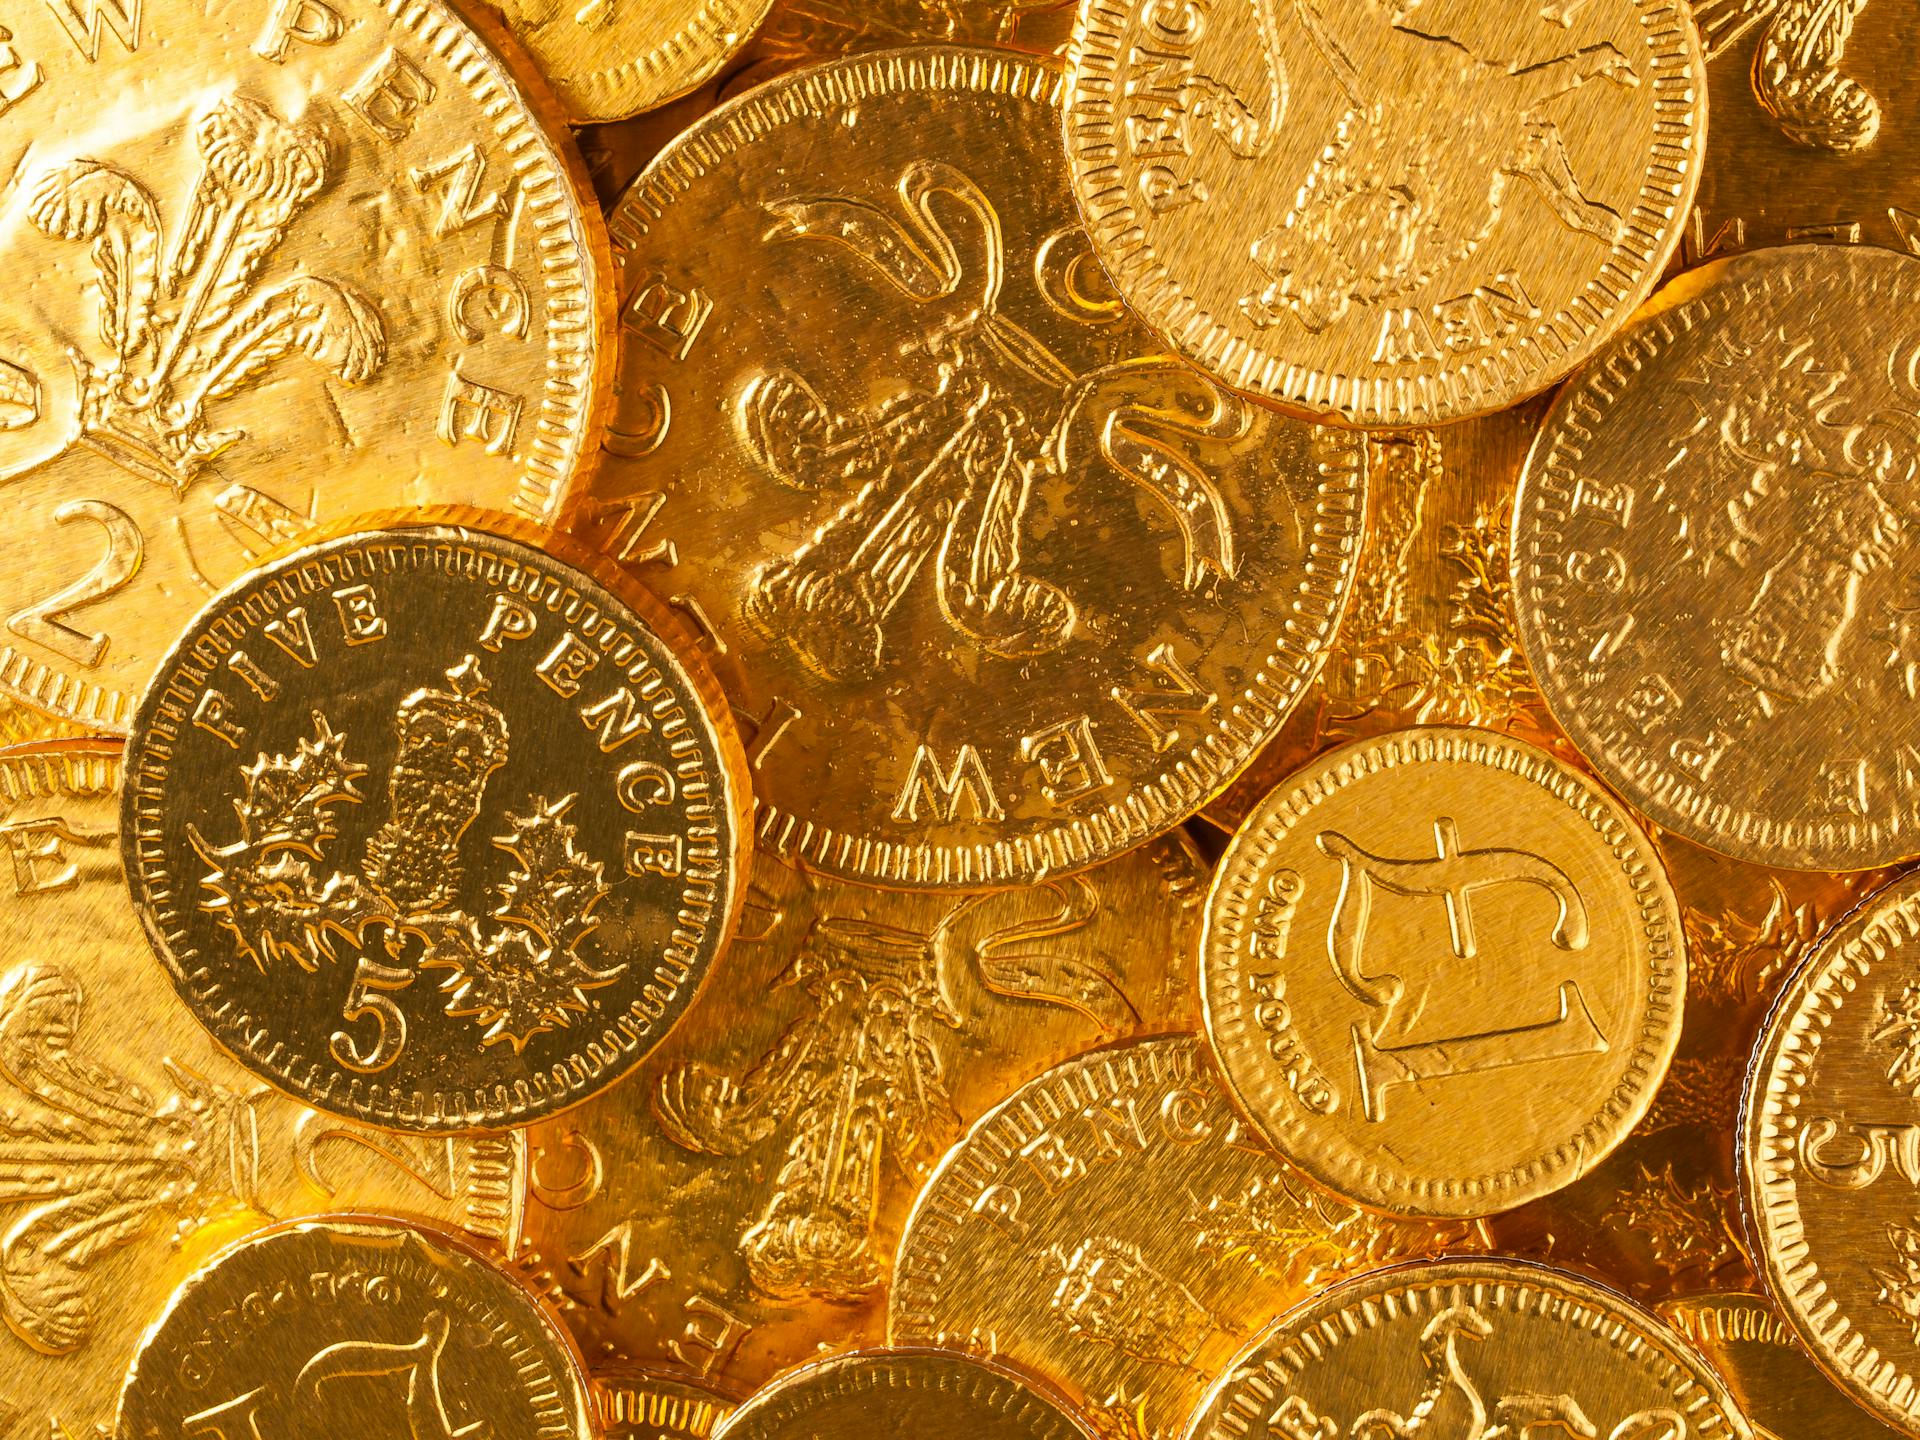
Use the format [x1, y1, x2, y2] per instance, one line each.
[654, 876, 1137, 1300]
[1318, 817, 1605, 1121]
[1237, 0, 1637, 334]
[188, 656, 623, 1058]
[184, 1310, 485, 1440]
[0, 963, 256, 1356]
[1272, 1305, 1650, 1440]
[19, 94, 386, 490]
[1693, 0, 1880, 152]
[736, 159, 1247, 681]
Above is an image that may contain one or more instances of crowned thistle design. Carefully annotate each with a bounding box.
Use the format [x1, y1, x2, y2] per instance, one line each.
[0, 963, 256, 1356]
[190, 656, 624, 1055]
[25, 93, 386, 490]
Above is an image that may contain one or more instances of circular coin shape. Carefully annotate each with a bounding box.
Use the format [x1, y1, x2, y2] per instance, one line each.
[1062, 0, 1706, 426]
[1740, 867, 1920, 1433]
[578, 45, 1364, 890]
[1660, 1294, 1906, 1440]
[0, 0, 614, 733]
[117, 1215, 593, 1440]
[713, 1350, 1095, 1440]
[1513, 244, 1920, 871]
[518, 835, 1206, 1392]
[1184, 1258, 1753, 1440]
[0, 740, 527, 1436]
[123, 516, 751, 1132]
[890, 1035, 1473, 1440]
[1203, 726, 1685, 1217]
[488, 0, 773, 122]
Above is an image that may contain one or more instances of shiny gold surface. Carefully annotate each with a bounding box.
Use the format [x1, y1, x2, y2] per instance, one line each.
[122, 516, 750, 1133]
[117, 1214, 592, 1440]
[487, 0, 771, 123]
[1204, 726, 1684, 1218]
[888, 1034, 1476, 1440]
[1513, 243, 1920, 872]
[1201, 404, 1562, 834]
[1062, 1, 1706, 426]
[714, 1350, 1096, 1440]
[1741, 867, 1920, 1433]
[596, 1367, 736, 1440]
[1685, 0, 1920, 260]
[1490, 839, 1888, 1304]
[1185, 1258, 1753, 1440]
[744, 0, 1075, 66]
[0, 742, 525, 1437]
[1660, 1292, 1906, 1440]
[0, 0, 614, 734]
[516, 835, 1205, 1390]
[572, 45, 1364, 890]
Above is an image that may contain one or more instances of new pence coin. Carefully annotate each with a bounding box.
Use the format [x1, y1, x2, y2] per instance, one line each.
[1513, 244, 1920, 871]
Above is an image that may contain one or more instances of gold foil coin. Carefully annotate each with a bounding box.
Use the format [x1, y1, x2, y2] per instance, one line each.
[573, 45, 1365, 890]
[1185, 1258, 1753, 1440]
[116, 1214, 592, 1440]
[0, 741, 523, 1438]
[1513, 243, 1920, 871]
[888, 1034, 1473, 1440]
[122, 516, 750, 1133]
[1203, 726, 1685, 1217]
[713, 1350, 1095, 1440]
[1660, 1292, 1906, 1440]
[0, 0, 613, 734]
[597, 1368, 736, 1440]
[488, 0, 773, 123]
[1740, 867, 1920, 1433]
[1061, 0, 1706, 427]
[517, 835, 1205, 1391]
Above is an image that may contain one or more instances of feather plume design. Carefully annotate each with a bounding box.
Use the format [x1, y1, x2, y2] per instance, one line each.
[26, 161, 161, 360]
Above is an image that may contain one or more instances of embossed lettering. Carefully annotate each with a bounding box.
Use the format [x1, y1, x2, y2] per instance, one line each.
[1271, 1396, 1336, 1440]
[1621, 673, 1678, 729]
[345, 47, 436, 141]
[263, 606, 318, 668]
[7, 499, 143, 667]
[624, 275, 712, 360]
[215, 485, 306, 552]
[1567, 475, 1635, 528]
[1669, 730, 1729, 785]
[253, 0, 343, 61]
[669, 1295, 749, 1376]
[226, 649, 280, 702]
[568, 1220, 671, 1309]
[330, 955, 412, 1073]
[739, 695, 801, 771]
[477, 594, 538, 651]
[892, 743, 1004, 824]
[331, 583, 387, 644]
[409, 145, 508, 239]
[448, 264, 530, 342]
[971, 1182, 1027, 1240]
[535, 631, 601, 697]
[624, 831, 683, 878]
[1564, 546, 1626, 590]
[1821, 756, 1871, 815]
[615, 761, 675, 812]
[1800, 1115, 1920, 1188]
[438, 368, 521, 454]
[579, 687, 651, 752]
[1112, 641, 1217, 751]
[194, 689, 247, 748]
[43, 0, 139, 62]
[1021, 715, 1112, 806]
[2, 817, 94, 893]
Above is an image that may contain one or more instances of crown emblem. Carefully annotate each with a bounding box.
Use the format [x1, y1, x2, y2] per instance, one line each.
[26, 93, 386, 491]
[190, 657, 623, 1055]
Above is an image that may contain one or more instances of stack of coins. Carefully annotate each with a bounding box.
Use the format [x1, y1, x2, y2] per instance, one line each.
[0, 0, 1914, 1436]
